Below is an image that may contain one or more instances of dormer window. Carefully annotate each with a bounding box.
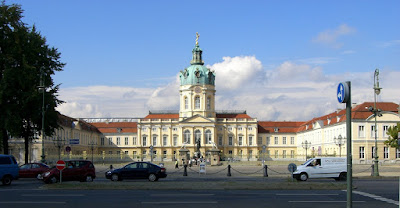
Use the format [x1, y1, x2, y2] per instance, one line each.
[274, 128, 279, 132]
[117, 128, 122, 133]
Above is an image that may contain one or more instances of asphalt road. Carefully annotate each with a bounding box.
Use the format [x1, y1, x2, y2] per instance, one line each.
[0, 177, 398, 208]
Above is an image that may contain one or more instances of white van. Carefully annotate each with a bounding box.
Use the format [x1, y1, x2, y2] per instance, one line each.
[292, 157, 347, 181]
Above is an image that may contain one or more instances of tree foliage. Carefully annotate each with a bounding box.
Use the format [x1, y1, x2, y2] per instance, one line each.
[0, 2, 65, 163]
[384, 123, 400, 149]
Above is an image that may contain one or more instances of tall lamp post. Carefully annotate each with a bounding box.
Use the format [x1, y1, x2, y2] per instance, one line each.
[53, 136, 66, 160]
[334, 135, 345, 157]
[89, 140, 97, 163]
[39, 67, 46, 163]
[368, 69, 382, 177]
[302, 140, 311, 161]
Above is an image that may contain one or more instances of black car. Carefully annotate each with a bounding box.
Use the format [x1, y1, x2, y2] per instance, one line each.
[105, 162, 167, 182]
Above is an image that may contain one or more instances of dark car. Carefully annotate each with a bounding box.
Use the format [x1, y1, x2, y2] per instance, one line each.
[0, 154, 19, 185]
[19, 163, 50, 179]
[42, 160, 96, 184]
[105, 162, 167, 182]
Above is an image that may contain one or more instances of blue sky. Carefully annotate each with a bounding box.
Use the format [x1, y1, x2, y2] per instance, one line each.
[8, 0, 400, 121]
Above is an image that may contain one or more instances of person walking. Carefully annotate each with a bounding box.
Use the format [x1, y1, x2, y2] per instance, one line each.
[175, 160, 178, 169]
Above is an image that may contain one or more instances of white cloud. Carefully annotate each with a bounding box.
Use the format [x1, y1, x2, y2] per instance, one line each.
[376, 40, 400, 48]
[56, 57, 400, 122]
[313, 24, 356, 48]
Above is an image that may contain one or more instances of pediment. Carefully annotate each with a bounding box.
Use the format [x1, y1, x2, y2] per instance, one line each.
[181, 114, 214, 124]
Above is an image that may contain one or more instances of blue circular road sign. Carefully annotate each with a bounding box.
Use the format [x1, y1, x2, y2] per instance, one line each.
[337, 82, 349, 103]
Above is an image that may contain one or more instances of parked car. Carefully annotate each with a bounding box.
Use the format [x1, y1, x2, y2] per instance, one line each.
[42, 160, 96, 184]
[0, 154, 19, 185]
[19, 163, 50, 179]
[106, 162, 167, 182]
[293, 157, 347, 181]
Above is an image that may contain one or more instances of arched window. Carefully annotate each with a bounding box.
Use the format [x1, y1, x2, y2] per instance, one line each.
[195, 129, 201, 144]
[207, 97, 211, 110]
[184, 96, 188, 109]
[195, 96, 200, 109]
[184, 130, 191, 144]
[205, 130, 212, 144]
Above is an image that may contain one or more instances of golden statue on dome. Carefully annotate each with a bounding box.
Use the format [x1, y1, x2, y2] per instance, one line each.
[196, 32, 200, 45]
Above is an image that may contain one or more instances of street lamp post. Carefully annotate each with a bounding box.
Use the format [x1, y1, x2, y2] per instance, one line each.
[334, 135, 345, 157]
[367, 69, 382, 177]
[39, 67, 46, 163]
[53, 136, 66, 161]
[302, 140, 311, 161]
[89, 140, 97, 163]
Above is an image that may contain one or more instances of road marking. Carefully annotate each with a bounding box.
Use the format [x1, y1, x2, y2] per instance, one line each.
[150, 194, 214, 197]
[22, 194, 85, 197]
[277, 194, 339, 196]
[0, 201, 66, 204]
[142, 201, 218, 204]
[289, 201, 365, 203]
[351, 190, 399, 206]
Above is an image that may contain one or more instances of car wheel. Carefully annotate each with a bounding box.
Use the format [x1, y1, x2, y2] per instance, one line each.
[49, 176, 58, 184]
[36, 174, 42, 180]
[339, 172, 347, 181]
[84, 175, 94, 182]
[111, 174, 119, 181]
[300, 173, 308, 181]
[2, 175, 12, 185]
[148, 174, 157, 182]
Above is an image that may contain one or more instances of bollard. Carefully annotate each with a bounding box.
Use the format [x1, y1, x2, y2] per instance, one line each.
[264, 165, 268, 177]
[227, 164, 231, 177]
[110, 164, 113, 170]
[183, 164, 188, 176]
[371, 164, 374, 176]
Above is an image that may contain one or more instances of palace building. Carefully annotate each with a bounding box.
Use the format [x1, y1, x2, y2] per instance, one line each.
[7, 35, 400, 165]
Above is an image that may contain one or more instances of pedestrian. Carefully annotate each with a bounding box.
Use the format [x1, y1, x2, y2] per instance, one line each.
[175, 160, 178, 169]
[189, 159, 192, 167]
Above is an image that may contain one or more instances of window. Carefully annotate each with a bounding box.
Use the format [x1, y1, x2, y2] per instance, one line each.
[152, 127, 157, 131]
[290, 137, 295, 145]
[267, 150, 270, 156]
[195, 96, 200, 109]
[358, 125, 365, 137]
[205, 130, 212, 144]
[249, 136, 253, 146]
[274, 137, 278, 145]
[238, 136, 243, 146]
[274, 150, 278, 158]
[283, 150, 286, 158]
[133, 151, 137, 157]
[116, 137, 120, 145]
[108, 151, 112, 155]
[267, 137, 270, 145]
[249, 150, 253, 157]
[228, 127, 232, 131]
[163, 136, 167, 146]
[142, 127, 147, 131]
[248, 127, 253, 131]
[258, 137, 262, 145]
[125, 137, 128, 145]
[371, 146, 375, 159]
[396, 149, 400, 159]
[218, 136, 223, 146]
[173, 127, 178, 131]
[108, 137, 112, 145]
[133, 137, 137, 145]
[173, 136, 178, 146]
[163, 150, 167, 158]
[283, 137, 287, 145]
[228, 136, 233, 146]
[371, 125, 378, 138]
[142, 150, 147, 158]
[124, 151, 128, 155]
[359, 146, 365, 158]
[290, 150, 294, 158]
[116, 151, 120, 155]
[228, 150, 233, 155]
[184, 97, 188, 109]
[184, 130, 191, 144]
[195, 130, 202, 144]
[384, 147, 389, 159]
[383, 125, 389, 137]
[152, 135, 157, 146]
[100, 137, 104, 146]
[238, 127, 243, 131]
[162, 127, 167, 132]
[207, 97, 211, 110]
[142, 136, 147, 146]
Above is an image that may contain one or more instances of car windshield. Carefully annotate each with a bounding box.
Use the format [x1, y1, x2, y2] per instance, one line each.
[303, 158, 313, 165]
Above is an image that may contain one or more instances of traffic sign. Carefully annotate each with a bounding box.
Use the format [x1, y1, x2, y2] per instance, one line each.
[337, 82, 349, 103]
[56, 160, 66, 171]
[288, 163, 297, 173]
[65, 146, 71, 152]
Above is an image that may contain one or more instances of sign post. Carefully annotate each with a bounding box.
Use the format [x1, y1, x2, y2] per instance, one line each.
[337, 81, 352, 208]
[56, 160, 66, 184]
[288, 163, 297, 182]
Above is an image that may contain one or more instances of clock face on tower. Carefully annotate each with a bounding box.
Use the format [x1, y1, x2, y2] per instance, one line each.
[194, 86, 201, 93]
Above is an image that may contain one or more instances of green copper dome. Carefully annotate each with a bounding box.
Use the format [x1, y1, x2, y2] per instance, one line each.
[180, 34, 215, 86]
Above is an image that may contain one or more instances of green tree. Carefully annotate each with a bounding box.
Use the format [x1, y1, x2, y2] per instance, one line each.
[384, 123, 400, 149]
[0, 2, 64, 163]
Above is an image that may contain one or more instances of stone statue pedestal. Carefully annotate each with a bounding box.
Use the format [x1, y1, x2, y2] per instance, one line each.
[206, 148, 221, 166]
[179, 148, 190, 166]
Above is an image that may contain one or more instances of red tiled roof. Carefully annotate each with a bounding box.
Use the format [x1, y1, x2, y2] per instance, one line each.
[91, 122, 137, 133]
[58, 114, 100, 133]
[258, 121, 304, 133]
[216, 114, 252, 119]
